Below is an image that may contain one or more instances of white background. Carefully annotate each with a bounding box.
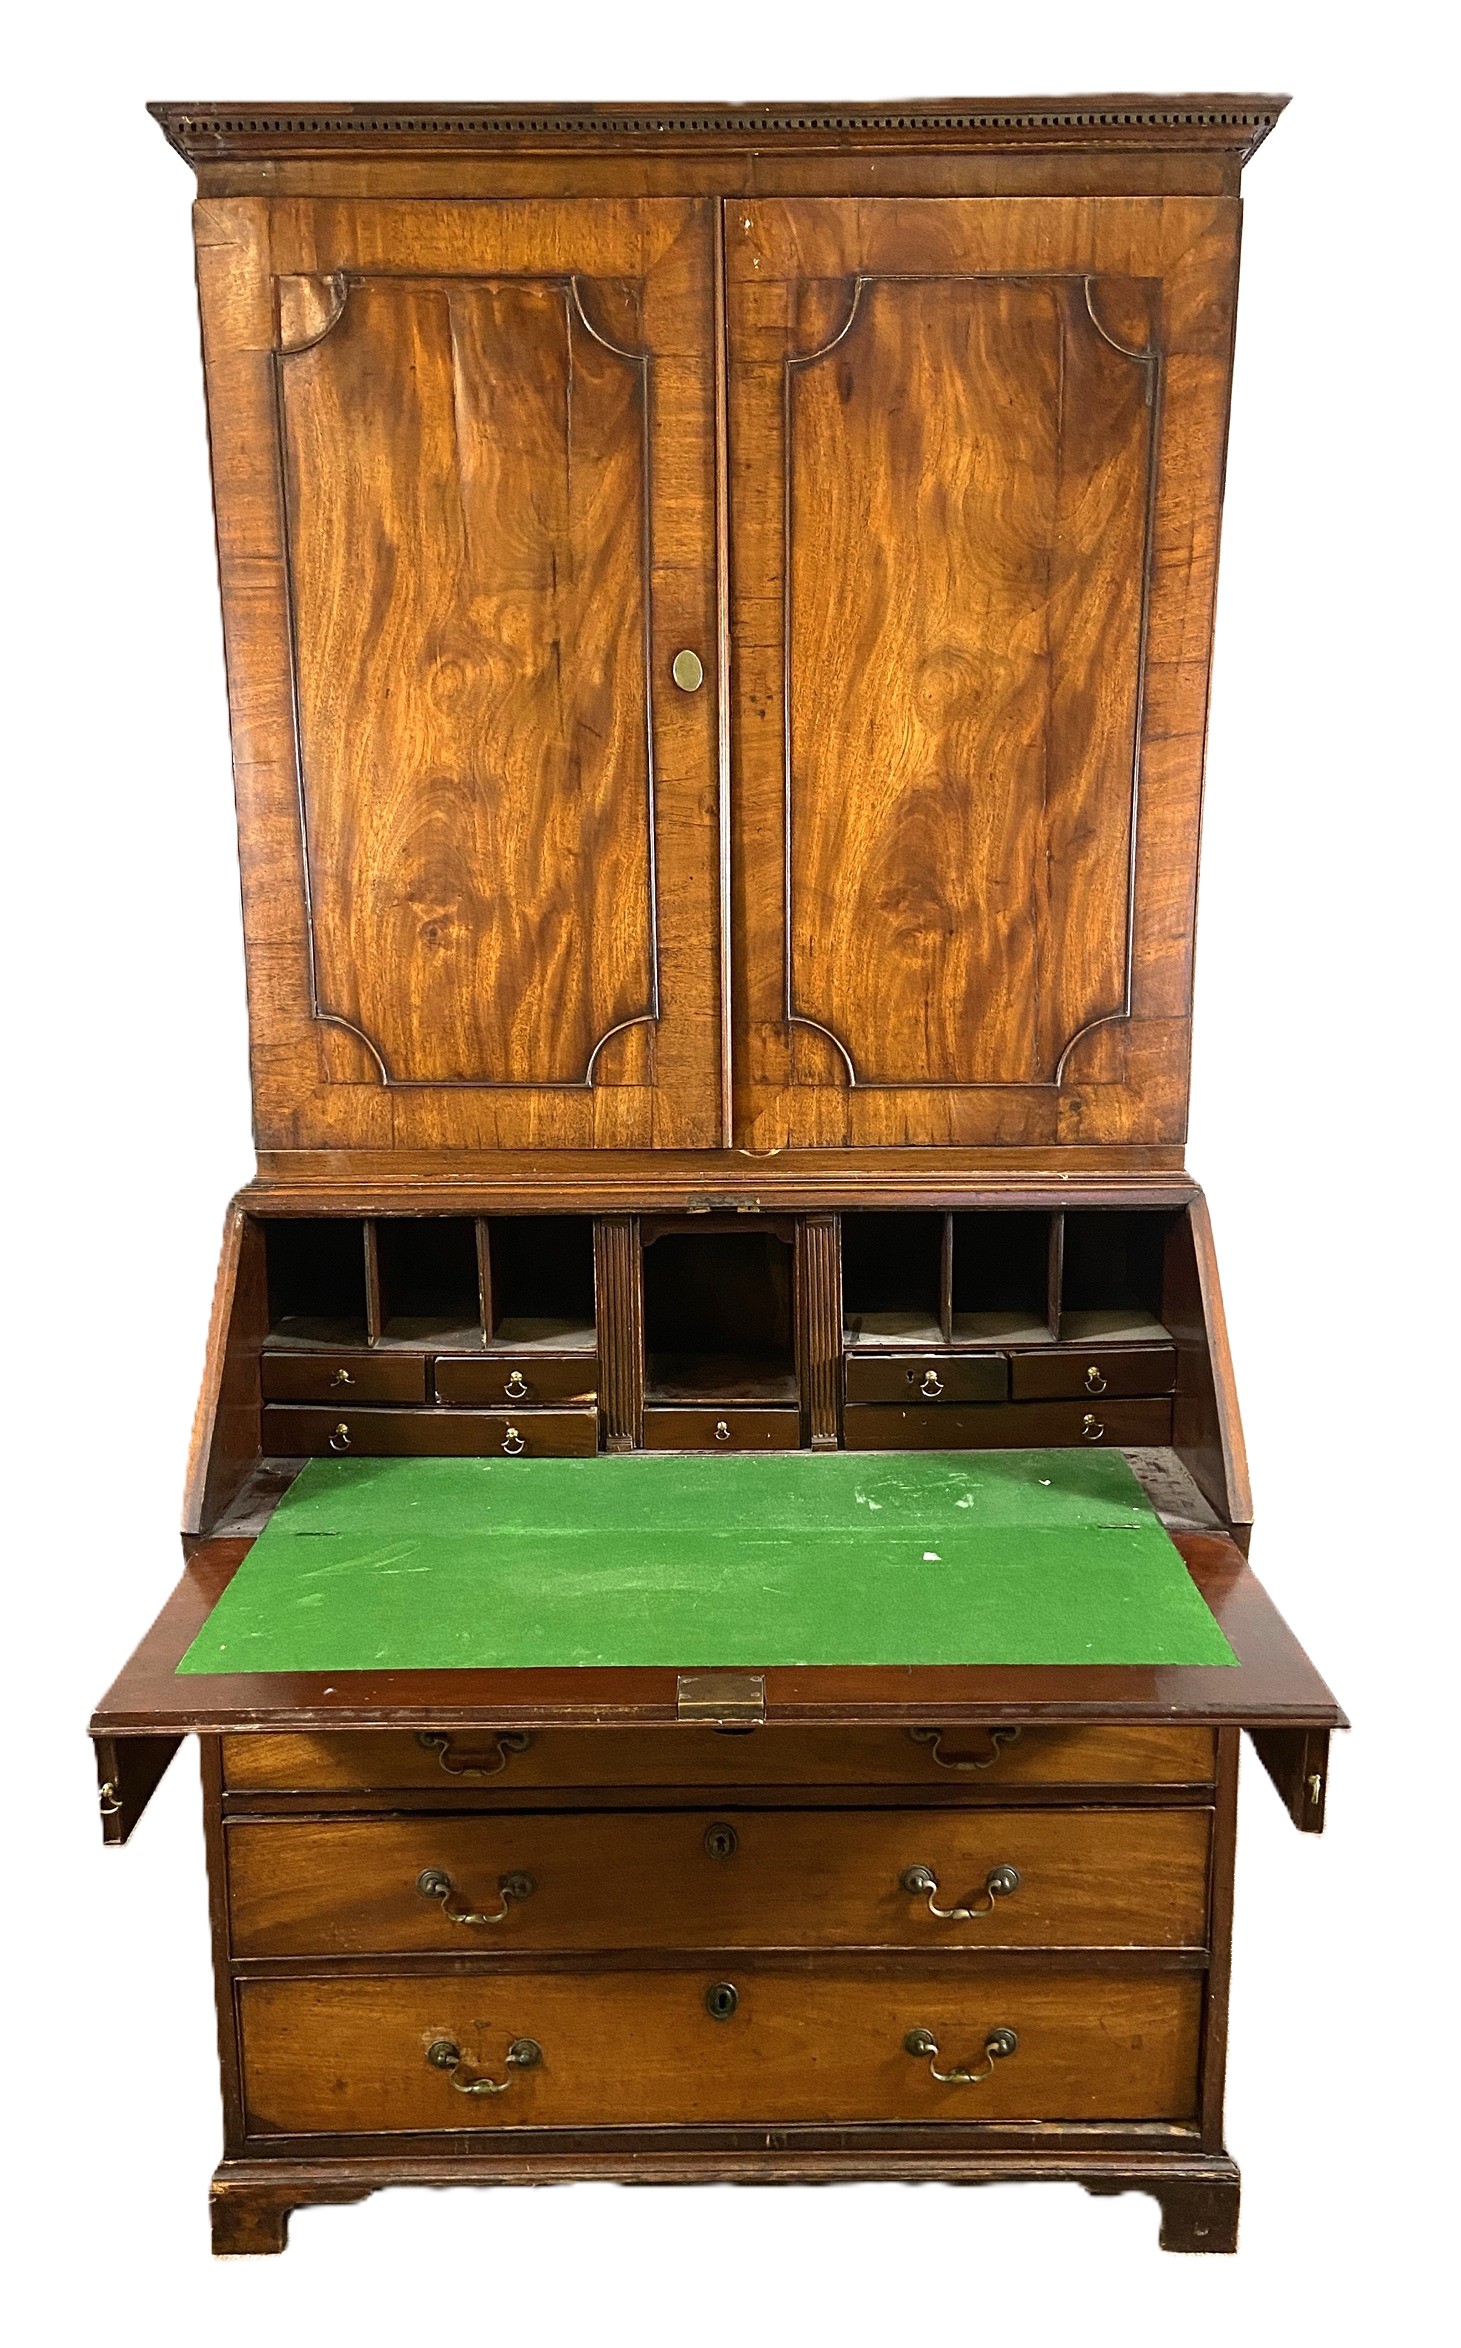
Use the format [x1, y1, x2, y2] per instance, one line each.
[4, 3, 1454, 2342]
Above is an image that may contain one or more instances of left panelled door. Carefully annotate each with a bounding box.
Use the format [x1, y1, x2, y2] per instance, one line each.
[197, 197, 723, 1152]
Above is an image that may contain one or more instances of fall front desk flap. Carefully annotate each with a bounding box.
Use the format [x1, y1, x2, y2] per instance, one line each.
[178, 1451, 1236, 1675]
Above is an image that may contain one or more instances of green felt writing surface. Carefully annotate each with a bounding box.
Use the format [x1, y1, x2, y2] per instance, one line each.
[178, 1451, 1235, 1675]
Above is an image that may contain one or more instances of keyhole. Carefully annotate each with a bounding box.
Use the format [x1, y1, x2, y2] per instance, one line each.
[705, 1981, 739, 2021]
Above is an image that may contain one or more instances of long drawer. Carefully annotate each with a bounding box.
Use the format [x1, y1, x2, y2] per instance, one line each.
[842, 1399, 1174, 1450]
[260, 1404, 599, 1458]
[239, 1968, 1203, 2133]
[222, 1724, 1216, 1794]
[227, 1806, 1212, 1957]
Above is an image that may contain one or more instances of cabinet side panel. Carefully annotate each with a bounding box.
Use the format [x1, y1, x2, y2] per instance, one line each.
[182, 1201, 266, 1538]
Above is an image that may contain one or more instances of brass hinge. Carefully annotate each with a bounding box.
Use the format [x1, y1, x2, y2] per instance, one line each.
[676, 1672, 767, 1726]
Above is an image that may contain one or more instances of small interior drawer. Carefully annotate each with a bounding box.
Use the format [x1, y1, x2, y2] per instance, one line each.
[239, 1967, 1202, 2134]
[260, 1404, 599, 1459]
[260, 1353, 427, 1404]
[1009, 1346, 1177, 1401]
[434, 1356, 599, 1406]
[842, 1398, 1173, 1450]
[844, 1353, 1007, 1405]
[642, 1408, 801, 1451]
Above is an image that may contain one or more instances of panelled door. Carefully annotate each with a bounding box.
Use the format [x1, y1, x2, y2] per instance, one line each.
[199, 197, 723, 1153]
[726, 197, 1240, 1153]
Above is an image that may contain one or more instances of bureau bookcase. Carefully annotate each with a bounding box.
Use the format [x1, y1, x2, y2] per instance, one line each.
[94, 97, 1341, 2255]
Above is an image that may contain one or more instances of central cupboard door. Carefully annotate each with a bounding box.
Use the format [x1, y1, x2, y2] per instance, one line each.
[202, 198, 723, 1152]
[726, 197, 1240, 1152]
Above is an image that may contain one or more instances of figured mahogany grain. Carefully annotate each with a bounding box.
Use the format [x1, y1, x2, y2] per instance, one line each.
[227, 1804, 1211, 1957]
[238, 1965, 1203, 2134]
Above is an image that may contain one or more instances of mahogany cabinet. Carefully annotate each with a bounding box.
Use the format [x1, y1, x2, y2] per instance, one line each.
[92, 97, 1341, 2258]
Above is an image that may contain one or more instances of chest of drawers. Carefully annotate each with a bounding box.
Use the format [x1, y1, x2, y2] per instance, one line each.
[202, 1721, 1233, 2249]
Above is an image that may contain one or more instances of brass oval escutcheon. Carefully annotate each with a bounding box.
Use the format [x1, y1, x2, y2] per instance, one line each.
[671, 648, 705, 691]
[703, 1822, 738, 1861]
[704, 1980, 739, 2021]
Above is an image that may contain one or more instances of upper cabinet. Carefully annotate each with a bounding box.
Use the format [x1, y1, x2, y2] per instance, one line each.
[199, 196, 723, 1152]
[173, 107, 1266, 1166]
[728, 197, 1239, 1152]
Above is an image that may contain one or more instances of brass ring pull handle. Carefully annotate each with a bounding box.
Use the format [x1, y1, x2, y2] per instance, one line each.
[98, 1780, 124, 1817]
[329, 1367, 355, 1389]
[714, 1420, 731, 1442]
[427, 2036, 541, 2096]
[502, 1425, 525, 1455]
[417, 1867, 536, 1927]
[1084, 1365, 1107, 1394]
[504, 1371, 528, 1398]
[329, 1421, 352, 1452]
[908, 1725, 1022, 1772]
[920, 1370, 944, 1398]
[416, 1730, 533, 1779]
[904, 2025, 1018, 2085]
[1081, 1412, 1104, 1443]
[900, 1862, 1021, 1922]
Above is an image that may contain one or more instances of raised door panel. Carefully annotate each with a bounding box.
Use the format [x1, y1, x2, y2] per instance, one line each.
[728, 197, 1239, 1150]
[197, 197, 721, 1151]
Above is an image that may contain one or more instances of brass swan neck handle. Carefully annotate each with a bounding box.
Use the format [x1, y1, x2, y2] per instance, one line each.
[904, 2026, 1018, 2085]
[900, 1862, 1021, 1922]
[427, 2036, 542, 2096]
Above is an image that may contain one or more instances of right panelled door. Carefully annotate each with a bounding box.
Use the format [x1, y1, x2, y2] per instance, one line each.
[727, 198, 1240, 1153]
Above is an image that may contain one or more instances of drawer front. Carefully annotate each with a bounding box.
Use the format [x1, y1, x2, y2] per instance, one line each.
[842, 1398, 1173, 1450]
[239, 1968, 1202, 2133]
[1009, 1346, 1177, 1401]
[222, 1724, 1216, 1794]
[642, 1408, 801, 1451]
[844, 1354, 1008, 1405]
[261, 1404, 599, 1459]
[434, 1356, 599, 1407]
[260, 1354, 427, 1404]
[227, 1806, 1212, 1957]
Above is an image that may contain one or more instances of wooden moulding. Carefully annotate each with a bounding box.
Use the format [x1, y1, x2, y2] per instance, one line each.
[207, 2150, 1241, 2257]
[150, 95, 1288, 166]
[244, 1155, 1202, 1213]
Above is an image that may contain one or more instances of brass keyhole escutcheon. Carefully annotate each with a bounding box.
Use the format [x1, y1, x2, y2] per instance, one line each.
[705, 1980, 739, 2021]
[704, 1822, 738, 1861]
[671, 648, 705, 691]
